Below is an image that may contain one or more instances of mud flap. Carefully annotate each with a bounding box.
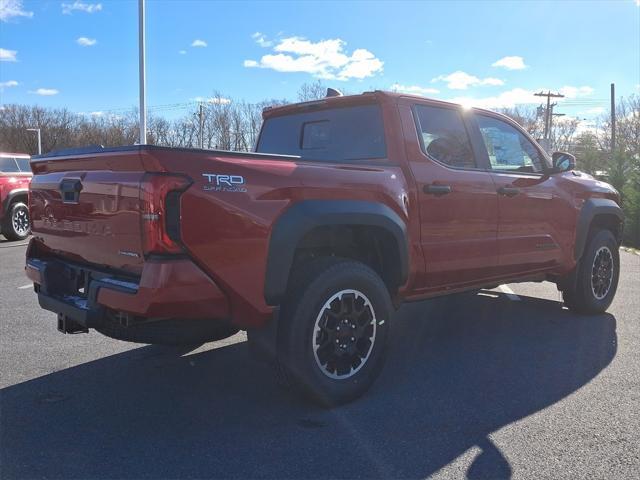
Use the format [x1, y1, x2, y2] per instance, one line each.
[247, 308, 280, 365]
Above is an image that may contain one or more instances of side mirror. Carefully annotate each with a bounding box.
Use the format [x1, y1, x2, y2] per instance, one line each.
[552, 151, 576, 173]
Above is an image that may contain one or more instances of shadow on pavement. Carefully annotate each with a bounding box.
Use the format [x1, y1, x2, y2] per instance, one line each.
[0, 292, 616, 479]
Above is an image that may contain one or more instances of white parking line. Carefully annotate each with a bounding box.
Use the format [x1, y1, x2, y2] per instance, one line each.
[498, 284, 521, 301]
[17, 284, 32, 290]
[0, 241, 30, 249]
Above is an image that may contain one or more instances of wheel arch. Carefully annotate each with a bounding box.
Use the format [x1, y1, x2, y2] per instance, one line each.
[264, 200, 408, 306]
[2, 188, 29, 217]
[575, 198, 624, 261]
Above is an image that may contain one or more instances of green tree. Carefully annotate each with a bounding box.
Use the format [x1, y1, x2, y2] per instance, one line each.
[622, 170, 640, 248]
[572, 132, 605, 174]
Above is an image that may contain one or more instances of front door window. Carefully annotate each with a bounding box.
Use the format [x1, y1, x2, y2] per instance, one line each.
[476, 115, 547, 174]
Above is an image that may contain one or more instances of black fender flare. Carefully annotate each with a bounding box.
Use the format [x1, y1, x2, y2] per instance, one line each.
[264, 200, 408, 306]
[574, 198, 624, 260]
[1, 188, 28, 217]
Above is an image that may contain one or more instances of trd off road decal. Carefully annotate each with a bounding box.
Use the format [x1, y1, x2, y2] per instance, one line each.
[202, 173, 247, 193]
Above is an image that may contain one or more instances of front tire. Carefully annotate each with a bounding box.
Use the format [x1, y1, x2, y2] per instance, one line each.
[563, 229, 620, 314]
[2, 202, 30, 241]
[278, 258, 393, 407]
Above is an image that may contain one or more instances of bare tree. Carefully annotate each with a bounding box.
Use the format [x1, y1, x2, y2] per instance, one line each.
[550, 116, 580, 152]
[297, 80, 327, 102]
[498, 106, 544, 140]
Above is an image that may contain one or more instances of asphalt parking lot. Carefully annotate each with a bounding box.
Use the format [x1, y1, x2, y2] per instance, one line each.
[1, 238, 638, 479]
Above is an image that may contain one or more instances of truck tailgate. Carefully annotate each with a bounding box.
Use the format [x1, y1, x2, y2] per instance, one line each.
[29, 151, 146, 274]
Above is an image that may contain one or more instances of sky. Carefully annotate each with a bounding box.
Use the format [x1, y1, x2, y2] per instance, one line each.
[1, 0, 639, 124]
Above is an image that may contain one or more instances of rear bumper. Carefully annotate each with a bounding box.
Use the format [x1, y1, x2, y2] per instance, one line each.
[25, 255, 230, 328]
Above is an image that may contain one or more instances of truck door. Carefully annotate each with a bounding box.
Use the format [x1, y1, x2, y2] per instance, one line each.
[399, 100, 499, 289]
[473, 112, 566, 276]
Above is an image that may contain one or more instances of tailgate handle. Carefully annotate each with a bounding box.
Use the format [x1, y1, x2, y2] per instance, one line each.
[60, 179, 83, 203]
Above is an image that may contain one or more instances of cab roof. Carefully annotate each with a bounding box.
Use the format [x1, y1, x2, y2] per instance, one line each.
[262, 90, 506, 120]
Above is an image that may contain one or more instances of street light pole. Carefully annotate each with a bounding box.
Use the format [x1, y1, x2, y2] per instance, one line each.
[26, 128, 41, 155]
[138, 0, 147, 145]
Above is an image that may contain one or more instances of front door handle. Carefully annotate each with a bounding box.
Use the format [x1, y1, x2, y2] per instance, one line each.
[424, 184, 452, 196]
[497, 186, 520, 197]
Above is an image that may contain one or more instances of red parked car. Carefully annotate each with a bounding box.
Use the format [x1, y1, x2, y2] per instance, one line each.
[0, 152, 32, 241]
[25, 91, 623, 405]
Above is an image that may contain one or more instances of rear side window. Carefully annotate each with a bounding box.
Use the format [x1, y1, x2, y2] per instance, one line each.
[0, 157, 20, 173]
[16, 158, 30, 172]
[414, 105, 476, 169]
[257, 104, 386, 162]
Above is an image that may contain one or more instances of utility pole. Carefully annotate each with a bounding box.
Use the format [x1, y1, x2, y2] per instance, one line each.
[198, 103, 205, 149]
[26, 128, 41, 155]
[534, 91, 565, 141]
[610, 83, 616, 154]
[138, 0, 147, 145]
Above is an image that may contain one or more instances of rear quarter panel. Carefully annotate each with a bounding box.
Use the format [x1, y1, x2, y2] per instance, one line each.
[155, 148, 414, 328]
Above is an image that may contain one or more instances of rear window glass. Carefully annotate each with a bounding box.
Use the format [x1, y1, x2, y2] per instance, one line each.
[0, 157, 20, 173]
[414, 104, 477, 169]
[16, 158, 30, 172]
[257, 104, 386, 162]
[302, 121, 330, 150]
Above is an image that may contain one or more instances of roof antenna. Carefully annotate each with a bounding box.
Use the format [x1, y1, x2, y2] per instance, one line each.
[326, 87, 343, 98]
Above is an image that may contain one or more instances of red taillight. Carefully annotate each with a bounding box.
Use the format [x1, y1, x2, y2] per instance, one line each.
[140, 174, 191, 255]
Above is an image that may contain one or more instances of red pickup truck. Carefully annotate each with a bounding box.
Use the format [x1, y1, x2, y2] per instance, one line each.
[1, 152, 32, 241]
[25, 91, 623, 406]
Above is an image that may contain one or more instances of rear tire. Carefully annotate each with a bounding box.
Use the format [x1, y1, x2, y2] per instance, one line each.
[562, 229, 619, 314]
[277, 257, 393, 407]
[2, 202, 30, 241]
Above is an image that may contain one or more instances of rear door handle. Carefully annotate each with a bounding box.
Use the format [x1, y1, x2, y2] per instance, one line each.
[424, 184, 452, 196]
[497, 186, 520, 197]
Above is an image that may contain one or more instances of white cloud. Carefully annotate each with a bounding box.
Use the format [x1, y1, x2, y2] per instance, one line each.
[29, 88, 59, 96]
[0, 47, 17, 61]
[90, 111, 103, 116]
[191, 39, 207, 47]
[178, 49, 187, 55]
[390, 83, 440, 95]
[336, 48, 383, 80]
[558, 85, 594, 98]
[252, 32, 272, 47]
[431, 70, 504, 90]
[0, 79, 18, 89]
[0, 0, 33, 21]
[244, 36, 383, 81]
[76, 36, 96, 47]
[192, 96, 231, 105]
[61, 1, 102, 14]
[448, 88, 539, 109]
[492, 56, 527, 70]
[445, 84, 596, 109]
[581, 107, 605, 115]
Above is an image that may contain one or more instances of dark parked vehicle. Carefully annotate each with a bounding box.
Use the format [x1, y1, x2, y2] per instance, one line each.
[0, 152, 32, 241]
[25, 91, 623, 405]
